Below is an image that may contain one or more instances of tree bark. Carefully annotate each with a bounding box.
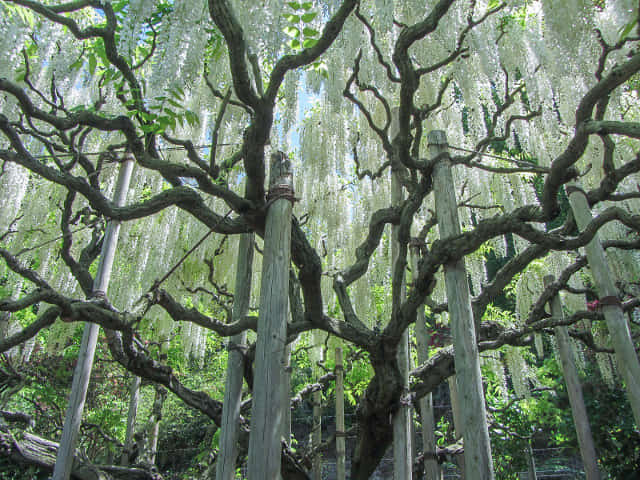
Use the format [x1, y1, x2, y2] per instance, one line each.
[567, 183, 640, 427]
[53, 154, 135, 480]
[216, 232, 254, 480]
[0, 425, 161, 480]
[430, 130, 494, 480]
[544, 275, 601, 480]
[247, 152, 294, 480]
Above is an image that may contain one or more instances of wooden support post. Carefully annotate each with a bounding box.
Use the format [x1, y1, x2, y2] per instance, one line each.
[122, 375, 141, 466]
[335, 347, 346, 480]
[429, 130, 494, 479]
[544, 275, 602, 480]
[216, 233, 255, 480]
[391, 114, 412, 480]
[526, 441, 537, 480]
[144, 384, 167, 465]
[247, 152, 294, 480]
[566, 184, 640, 426]
[53, 153, 134, 480]
[312, 388, 322, 480]
[447, 376, 465, 479]
[282, 342, 292, 446]
[411, 245, 441, 480]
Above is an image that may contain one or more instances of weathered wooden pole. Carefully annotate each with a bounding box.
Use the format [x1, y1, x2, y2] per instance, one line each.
[53, 153, 134, 480]
[122, 375, 141, 466]
[312, 388, 322, 480]
[429, 130, 494, 479]
[526, 441, 537, 480]
[544, 275, 601, 480]
[247, 152, 294, 480]
[566, 183, 640, 426]
[282, 342, 292, 446]
[447, 375, 465, 479]
[216, 232, 254, 480]
[335, 347, 346, 480]
[144, 384, 167, 465]
[410, 243, 441, 480]
[390, 109, 412, 480]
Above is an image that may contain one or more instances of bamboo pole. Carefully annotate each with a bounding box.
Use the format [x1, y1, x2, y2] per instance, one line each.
[429, 130, 494, 479]
[312, 389, 322, 480]
[566, 183, 640, 426]
[122, 375, 141, 466]
[247, 152, 294, 480]
[216, 233, 255, 480]
[335, 347, 346, 480]
[544, 275, 601, 480]
[53, 153, 134, 480]
[410, 244, 441, 480]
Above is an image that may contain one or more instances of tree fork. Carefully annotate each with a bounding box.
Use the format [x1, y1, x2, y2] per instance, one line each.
[429, 130, 494, 479]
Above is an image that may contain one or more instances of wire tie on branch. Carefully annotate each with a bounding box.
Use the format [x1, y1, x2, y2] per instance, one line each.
[587, 295, 622, 311]
[265, 183, 298, 210]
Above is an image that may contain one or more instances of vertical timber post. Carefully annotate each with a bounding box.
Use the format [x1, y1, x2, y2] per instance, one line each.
[429, 130, 494, 479]
[526, 441, 537, 480]
[390, 107, 412, 480]
[335, 347, 346, 480]
[410, 244, 441, 480]
[247, 152, 294, 480]
[566, 183, 640, 426]
[282, 342, 292, 446]
[312, 388, 322, 480]
[216, 233, 255, 480]
[447, 375, 465, 478]
[122, 375, 141, 466]
[53, 153, 134, 480]
[543, 275, 602, 480]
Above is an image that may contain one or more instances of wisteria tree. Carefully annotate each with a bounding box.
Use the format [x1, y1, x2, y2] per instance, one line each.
[0, 0, 639, 479]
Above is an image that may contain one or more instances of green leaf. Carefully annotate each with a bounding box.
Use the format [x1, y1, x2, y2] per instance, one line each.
[283, 14, 300, 23]
[488, 0, 501, 10]
[303, 27, 318, 37]
[286, 1, 301, 9]
[289, 38, 301, 49]
[619, 19, 638, 42]
[167, 98, 183, 109]
[301, 12, 317, 22]
[70, 58, 83, 71]
[94, 39, 109, 65]
[302, 38, 318, 48]
[185, 110, 200, 126]
[301, 2, 313, 9]
[284, 26, 300, 38]
[88, 54, 97, 76]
